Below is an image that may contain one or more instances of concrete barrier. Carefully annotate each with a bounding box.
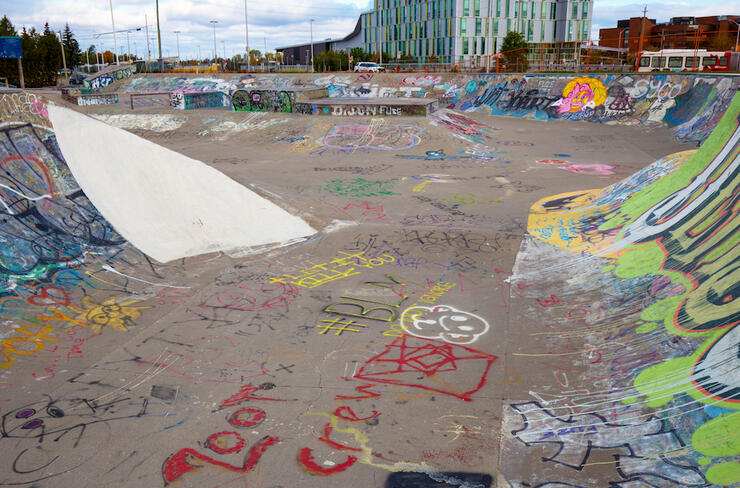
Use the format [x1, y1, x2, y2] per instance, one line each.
[118, 72, 739, 143]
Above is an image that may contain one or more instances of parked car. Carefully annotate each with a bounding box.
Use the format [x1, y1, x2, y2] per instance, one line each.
[354, 62, 385, 72]
[69, 72, 88, 85]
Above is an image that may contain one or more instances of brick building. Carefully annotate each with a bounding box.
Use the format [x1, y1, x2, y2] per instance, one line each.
[599, 15, 740, 56]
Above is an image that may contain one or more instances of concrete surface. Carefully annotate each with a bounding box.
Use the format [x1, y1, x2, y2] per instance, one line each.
[0, 72, 737, 488]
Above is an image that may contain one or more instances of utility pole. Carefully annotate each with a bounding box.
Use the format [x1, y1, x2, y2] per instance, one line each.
[145, 14, 151, 60]
[174, 31, 181, 64]
[108, 0, 120, 65]
[125, 30, 131, 62]
[310, 19, 314, 72]
[636, 5, 647, 66]
[58, 31, 69, 83]
[244, 0, 250, 71]
[210, 20, 218, 60]
[156, 0, 163, 71]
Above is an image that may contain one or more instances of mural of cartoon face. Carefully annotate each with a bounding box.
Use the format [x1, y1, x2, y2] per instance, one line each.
[400, 305, 490, 344]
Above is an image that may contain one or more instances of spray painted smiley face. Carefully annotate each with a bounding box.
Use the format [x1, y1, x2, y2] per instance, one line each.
[400, 305, 490, 344]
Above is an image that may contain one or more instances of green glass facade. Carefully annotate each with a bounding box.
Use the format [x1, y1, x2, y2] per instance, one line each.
[360, 0, 592, 63]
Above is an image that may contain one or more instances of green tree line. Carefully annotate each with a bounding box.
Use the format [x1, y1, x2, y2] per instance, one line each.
[0, 16, 82, 87]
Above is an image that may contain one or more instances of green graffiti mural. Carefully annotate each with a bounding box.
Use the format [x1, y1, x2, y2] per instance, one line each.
[525, 93, 740, 484]
[321, 178, 399, 198]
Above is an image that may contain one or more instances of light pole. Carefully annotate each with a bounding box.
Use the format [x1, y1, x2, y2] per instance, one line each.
[145, 14, 151, 59]
[309, 19, 314, 72]
[731, 19, 740, 52]
[377, 23, 382, 65]
[156, 0, 163, 71]
[660, 28, 665, 51]
[244, 0, 250, 71]
[174, 30, 181, 64]
[197, 45, 201, 64]
[58, 31, 69, 83]
[108, 0, 120, 65]
[125, 30, 131, 62]
[210, 20, 218, 60]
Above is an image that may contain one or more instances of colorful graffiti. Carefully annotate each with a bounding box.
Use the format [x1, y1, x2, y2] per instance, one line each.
[323, 123, 423, 151]
[232, 89, 292, 112]
[554, 77, 608, 116]
[517, 92, 740, 485]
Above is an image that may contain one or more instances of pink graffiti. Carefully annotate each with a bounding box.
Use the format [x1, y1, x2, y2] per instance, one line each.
[558, 164, 615, 176]
[537, 159, 569, 165]
[31, 100, 48, 118]
[557, 82, 595, 115]
[402, 75, 441, 86]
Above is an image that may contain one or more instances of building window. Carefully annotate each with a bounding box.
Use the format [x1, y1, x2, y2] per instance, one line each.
[481, 36, 485, 54]
[531, 1, 535, 19]
[476, 18, 482, 35]
[496, 0, 501, 17]
[582, 3, 588, 19]
[461, 18, 467, 35]
[572, 3, 577, 19]
[464, 37, 469, 54]
[475, 0, 480, 16]
[464, 0, 469, 15]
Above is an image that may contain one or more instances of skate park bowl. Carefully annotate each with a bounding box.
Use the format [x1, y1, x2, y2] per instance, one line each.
[0, 71, 737, 487]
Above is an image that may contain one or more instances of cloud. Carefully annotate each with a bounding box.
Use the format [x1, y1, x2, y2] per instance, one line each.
[4, 0, 738, 60]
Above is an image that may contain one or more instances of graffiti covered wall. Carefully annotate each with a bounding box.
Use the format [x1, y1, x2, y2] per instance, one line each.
[502, 92, 740, 486]
[83, 65, 136, 91]
[169, 91, 229, 110]
[119, 72, 737, 143]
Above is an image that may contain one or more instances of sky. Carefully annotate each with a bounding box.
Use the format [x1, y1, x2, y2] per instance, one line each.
[2, 0, 739, 61]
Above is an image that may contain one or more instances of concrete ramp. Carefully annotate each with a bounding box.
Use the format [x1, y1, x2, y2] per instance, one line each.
[504, 92, 740, 486]
[47, 104, 316, 262]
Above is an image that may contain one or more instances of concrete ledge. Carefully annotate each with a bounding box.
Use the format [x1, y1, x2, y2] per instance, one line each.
[311, 97, 438, 116]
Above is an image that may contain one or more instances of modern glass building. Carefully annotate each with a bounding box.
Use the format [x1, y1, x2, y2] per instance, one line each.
[359, 0, 593, 64]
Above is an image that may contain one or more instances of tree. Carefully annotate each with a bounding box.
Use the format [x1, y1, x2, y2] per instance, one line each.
[62, 23, 81, 68]
[0, 16, 20, 86]
[501, 31, 528, 72]
[313, 49, 349, 71]
[349, 47, 370, 63]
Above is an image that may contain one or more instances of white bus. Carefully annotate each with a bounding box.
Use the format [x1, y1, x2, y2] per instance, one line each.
[636, 49, 740, 72]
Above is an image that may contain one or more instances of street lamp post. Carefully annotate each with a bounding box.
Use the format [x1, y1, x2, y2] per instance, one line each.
[244, 0, 250, 71]
[174, 30, 181, 64]
[210, 20, 218, 60]
[310, 19, 314, 72]
[125, 30, 131, 62]
[145, 14, 151, 60]
[108, 0, 120, 65]
[731, 19, 740, 52]
[58, 31, 69, 83]
[156, 0, 163, 71]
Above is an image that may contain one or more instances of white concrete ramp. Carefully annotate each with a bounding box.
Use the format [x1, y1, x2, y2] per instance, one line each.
[47, 104, 316, 262]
